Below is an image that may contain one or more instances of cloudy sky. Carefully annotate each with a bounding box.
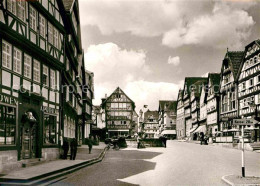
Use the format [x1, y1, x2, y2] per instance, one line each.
[78, 0, 260, 112]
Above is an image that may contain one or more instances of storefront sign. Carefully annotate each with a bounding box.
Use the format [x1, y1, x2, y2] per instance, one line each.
[0, 94, 18, 105]
[233, 119, 258, 126]
[41, 106, 58, 114]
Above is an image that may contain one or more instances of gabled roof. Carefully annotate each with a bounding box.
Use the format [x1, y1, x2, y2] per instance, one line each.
[158, 100, 177, 112]
[223, 51, 244, 79]
[184, 77, 208, 95]
[191, 79, 208, 98]
[101, 87, 135, 109]
[208, 73, 221, 94]
[144, 110, 159, 121]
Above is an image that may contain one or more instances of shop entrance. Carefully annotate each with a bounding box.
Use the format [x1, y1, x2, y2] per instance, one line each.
[21, 112, 37, 159]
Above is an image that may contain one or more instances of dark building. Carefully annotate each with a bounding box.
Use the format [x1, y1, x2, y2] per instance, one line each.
[101, 87, 136, 138]
[0, 0, 86, 172]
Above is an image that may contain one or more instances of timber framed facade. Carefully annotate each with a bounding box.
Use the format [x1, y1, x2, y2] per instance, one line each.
[0, 0, 87, 172]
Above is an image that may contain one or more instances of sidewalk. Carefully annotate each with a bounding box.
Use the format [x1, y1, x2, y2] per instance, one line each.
[0, 143, 107, 185]
[222, 175, 260, 186]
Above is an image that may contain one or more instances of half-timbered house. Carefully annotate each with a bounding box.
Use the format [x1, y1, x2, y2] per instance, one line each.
[238, 40, 260, 142]
[176, 89, 184, 139]
[101, 87, 136, 138]
[0, 0, 86, 172]
[219, 50, 244, 136]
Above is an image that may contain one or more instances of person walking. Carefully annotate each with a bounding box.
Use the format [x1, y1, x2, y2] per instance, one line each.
[162, 136, 167, 148]
[70, 138, 78, 160]
[137, 136, 141, 149]
[87, 137, 93, 154]
[62, 140, 69, 159]
[200, 132, 204, 145]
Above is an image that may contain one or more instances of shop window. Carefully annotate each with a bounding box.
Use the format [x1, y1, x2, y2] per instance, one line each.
[0, 106, 16, 145]
[24, 54, 32, 79]
[13, 47, 21, 74]
[43, 115, 57, 144]
[2, 40, 12, 70]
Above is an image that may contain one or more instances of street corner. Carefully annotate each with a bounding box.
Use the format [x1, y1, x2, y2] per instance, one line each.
[222, 175, 260, 186]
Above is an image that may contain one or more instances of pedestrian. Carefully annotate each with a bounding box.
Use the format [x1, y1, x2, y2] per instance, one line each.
[62, 140, 69, 159]
[162, 136, 167, 148]
[200, 132, 204, 145]
[137, 136, 141, 149]
[87, 137, 93, 154]
[70, 138, 78, 160]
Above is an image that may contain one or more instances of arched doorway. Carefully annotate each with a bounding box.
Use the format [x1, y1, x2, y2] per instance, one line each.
[20, 111, 38, 159]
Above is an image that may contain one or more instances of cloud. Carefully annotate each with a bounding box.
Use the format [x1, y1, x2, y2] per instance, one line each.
[84, 43, 180, 111]
[162, 2, 255, 49]
[79, 0, 256, 49]
[168, 56, 180, 66]
[124, 80, 181, 112]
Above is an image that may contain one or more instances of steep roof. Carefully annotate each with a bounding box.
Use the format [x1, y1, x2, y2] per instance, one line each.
[159, 100, 177, 112]
[184, 77, 207, 96]
[225, 51, 244, 79]
[144, 110, 159, 121]
[208, 73, 220, 94]
[192, 79, 208, 98]
[101, 87, 135, 109]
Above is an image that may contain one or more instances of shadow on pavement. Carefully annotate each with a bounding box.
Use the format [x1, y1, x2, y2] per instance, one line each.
[53, 149, 162, 186]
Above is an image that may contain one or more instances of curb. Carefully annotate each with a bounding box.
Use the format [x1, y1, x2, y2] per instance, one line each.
[221, 175, 235, 186]
[0, 147, 108, 185]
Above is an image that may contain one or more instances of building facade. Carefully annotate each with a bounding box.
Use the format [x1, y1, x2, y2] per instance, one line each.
[238, 40, 260, 142]
[176, 89, 184, 139]
[143, 110, 159, 138]
[219, 51, 244, 135]
[158, 100, 177, 139]
[0, 0, 86, 172]
[206, 73, 221, 137]
[101, 87, 136, 138]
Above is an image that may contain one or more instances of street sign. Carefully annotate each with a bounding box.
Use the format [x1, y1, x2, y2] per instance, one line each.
[233, 119, 258, 126]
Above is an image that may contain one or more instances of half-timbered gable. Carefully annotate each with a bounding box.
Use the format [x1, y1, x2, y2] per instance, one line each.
[206, 73, 220, 135]
[219, 50, 244, 132]
[176, 89, 185, 139]
[101, 87, 136, 137]
[238, 40, 260, 119]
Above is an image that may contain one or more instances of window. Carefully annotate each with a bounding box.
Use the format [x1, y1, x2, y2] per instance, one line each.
[17, 0, 26, 22]
[242, 82, 246, 90]
[24, 54, 32, 79]
[7, 0, 16, 15]
[29, 6, 37, 31]
[43, 115, 57, 144]
[39, 14, 46, 38]
[50, 69, 55, 89]
[257, 75, 260, 84]
[249, 78, 254, 87]
[53, 27, 59, 49]
[0, 106, 16, 145]
[48, 22, 53, 44]
[42, 65, 49, 86]
[2, 41, 12, 70]
[222, 94, 228, 112]
[230, 92, 236, 110]
[13, 47, 21, 74]
[33, 60, 40, 83]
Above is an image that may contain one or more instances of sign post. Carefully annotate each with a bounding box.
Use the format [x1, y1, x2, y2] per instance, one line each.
[233, 118, 258, 177]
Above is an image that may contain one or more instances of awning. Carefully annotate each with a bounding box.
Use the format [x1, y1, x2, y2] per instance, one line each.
[188, 127, 198, 134]
[244, 126, 258, 130]
[161, 130, 176, 135]
[193, 125, 206, 133]
[227, 129, 240, 132]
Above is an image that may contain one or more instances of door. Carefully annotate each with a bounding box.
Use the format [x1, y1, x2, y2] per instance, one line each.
[21, 122, 36, 159]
